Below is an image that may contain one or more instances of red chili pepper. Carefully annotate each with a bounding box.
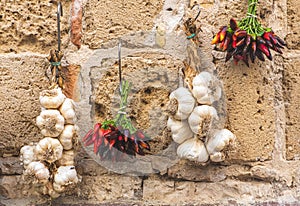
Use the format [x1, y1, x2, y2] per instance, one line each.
[109, 139, 116, 150]
[235, 30, 247, 38]
[94, 138, 99, 153]
[92, 123, 101, 142]
[136, 130, 145, 139]
[139, 140, 150, 150]
[211, 32, 220, 44]
[83, 129, 93, 142]
[84, 137, 95, 147]
[219, 26, 227, 42]
[251, 41, 256, 53]
[258, 43, 270, 58]
[232, 39, 237, 48]
[103, 137, 109, 146]
[222, 36, 230, 51]
[230, 18, 238, 31]
[236, 38, 245, 47]
[263, 32, 271, 41]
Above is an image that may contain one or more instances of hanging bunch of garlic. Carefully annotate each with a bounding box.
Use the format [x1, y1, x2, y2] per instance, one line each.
[167, 70, 235, 164]
[19, 87, 80, 198]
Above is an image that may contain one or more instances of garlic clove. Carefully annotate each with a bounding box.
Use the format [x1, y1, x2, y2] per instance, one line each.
[53, 166, 79, 192]
[35, 137, 63, 163]
[206, 129, 235, 162]
[36, 109, 65, 137]
[209, 152, 225, 162]
[188, 105, 219, 135]
[167, 117, 193, 144]
[24, 161, 50, 184]
[168, 87, 196, 120]
[177, 137, 209, 163]
[59, 125, 76, 150]
[59, 98, 76, 124]
[20, 144, 36, 167]
[192, 71, 222, 105]
[39, 87, 66, 109]
[57, 150, 75, 166]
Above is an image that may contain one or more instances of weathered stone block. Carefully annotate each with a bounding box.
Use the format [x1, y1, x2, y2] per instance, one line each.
[0, 0, 71, 53]
[283, 51, 300, 160]
[0, 176, 23, 199]
[286, 0, 300, 49]
[0, 157, 23, 175]
[216, 61, 275, 162]
[143, 177, 299, 205]
[79, 175, 142, 201]
[0, 54, 48, 157]
[82, 0, 164, 49]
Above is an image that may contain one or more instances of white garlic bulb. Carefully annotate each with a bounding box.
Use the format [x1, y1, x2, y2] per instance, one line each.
[36, 109, 65, 137]
[53, 166, 79, 192]
[39, 87, 66, 109]
[57, 150, 75, 166]
[167, 117, 193, 144]
[35, 137, 63, 163]
[188, 105, 219, 136]
[177, 137, 209, 163]
[168, 87, 195, 120]
[59, 98, 76, 124]
[59, 125, 76, 150]
[206, 129, 235, 162]
[192, 71, 222, 105]
[24, 161, 50, 184]
[20, 144, 36, 167]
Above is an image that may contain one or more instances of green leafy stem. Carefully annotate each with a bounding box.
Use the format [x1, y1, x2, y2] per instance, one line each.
[237, 0, 271, 39]
[102, 80, 137, 134]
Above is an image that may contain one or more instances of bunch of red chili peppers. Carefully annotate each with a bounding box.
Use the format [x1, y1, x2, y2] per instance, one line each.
[83, 121, 150, 161]
[82, 79, 151, 161]
[211, 0, 286, 66]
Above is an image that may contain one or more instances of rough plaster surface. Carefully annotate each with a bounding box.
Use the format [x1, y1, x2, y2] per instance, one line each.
[0, 0, 300, 205]
[0, 0, 71, 54]
[286, 0, 300, 49]
[82, 0, 164, 49]
[216, 61, 275, 162]
[0, 54, 48, 157]
[283, 51, 300, 160]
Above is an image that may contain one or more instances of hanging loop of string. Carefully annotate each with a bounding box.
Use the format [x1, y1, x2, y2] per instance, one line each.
[191, 4, 201, 22]
[47, 2, 64, 89]
[57, 1, 63, 52]
[118, 41, 122, 94]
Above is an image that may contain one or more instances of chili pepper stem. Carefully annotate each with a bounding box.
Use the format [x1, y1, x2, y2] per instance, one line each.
[237, 0, 265, 39]
[113, 80, 137, 134]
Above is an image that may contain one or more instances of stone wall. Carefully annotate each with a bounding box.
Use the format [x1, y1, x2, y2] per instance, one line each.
[0, 0, 299, 205]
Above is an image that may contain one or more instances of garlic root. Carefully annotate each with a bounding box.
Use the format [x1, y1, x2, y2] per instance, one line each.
[36, 110, 65, 137]
[188, 105, 219, 136]
[53, 166, 79, 193]
[35, 137, 63, 163]
[39, 88, 66, 109]
[24, 161, 50, 184]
